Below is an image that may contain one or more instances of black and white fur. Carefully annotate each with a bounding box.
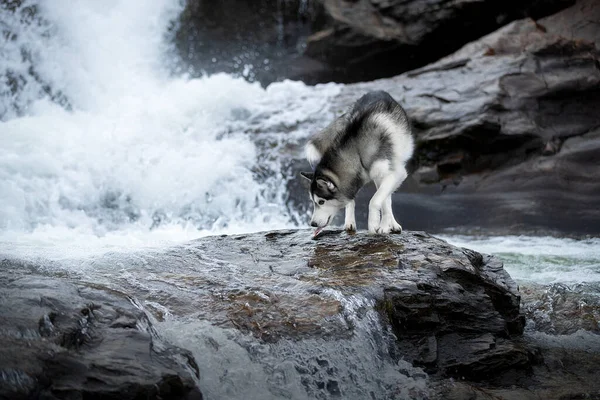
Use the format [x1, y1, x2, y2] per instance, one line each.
[300, 90, 414, 234]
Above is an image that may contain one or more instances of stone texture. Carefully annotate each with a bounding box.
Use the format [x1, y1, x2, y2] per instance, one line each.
[2, 230, 600, 398]
[0, 229, 533, 397]
[305, 0, 574, 81]
[109, 230, 530, 378]
[173, 0, 333, 85]
[287, 0, 600, 235]
[0, 275, 203, 400]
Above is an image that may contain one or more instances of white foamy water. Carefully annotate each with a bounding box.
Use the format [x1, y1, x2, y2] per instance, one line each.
[0, 0, 339, 259]
[441, 235, 600, 284]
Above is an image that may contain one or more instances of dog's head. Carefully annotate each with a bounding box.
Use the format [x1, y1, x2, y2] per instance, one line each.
[300, 171, 349, 231]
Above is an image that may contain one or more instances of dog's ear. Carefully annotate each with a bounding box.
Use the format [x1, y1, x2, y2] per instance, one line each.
[300, 172, 314, 181]
[317, 178, 337, 193]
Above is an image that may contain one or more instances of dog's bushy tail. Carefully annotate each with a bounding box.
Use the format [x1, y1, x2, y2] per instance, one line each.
[342, 91, 410, 143]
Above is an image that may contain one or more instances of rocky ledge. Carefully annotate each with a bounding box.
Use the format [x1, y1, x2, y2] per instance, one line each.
[0, 274, 203, 400]
[287, 0, 600, 235]
[3, 230, 525, 398]
[188, 229, 527, 380]
[306, 0, 573, 82]
[2, 230, 599, 398]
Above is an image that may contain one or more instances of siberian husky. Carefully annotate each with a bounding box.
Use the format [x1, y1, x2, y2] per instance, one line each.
[300, 90, 414, 235]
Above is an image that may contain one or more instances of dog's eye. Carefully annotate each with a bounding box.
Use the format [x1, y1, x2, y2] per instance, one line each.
[318, 200, 325, 205]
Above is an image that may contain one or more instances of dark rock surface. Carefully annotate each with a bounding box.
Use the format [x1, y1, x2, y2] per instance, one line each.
[2, 230, 599, 398]
[435, 282, 600, 400]
[185, 229, 527, 376]
[0, 230, 528, 395]
[173, 0, 576, 85]
[0, 275, 203, 400]
[521, 282, 600, 335]
[305, 0, 574, 82]
[298, 231, 527, 380]
[287, 0, 600, 235]
[173, 0, 334, 85]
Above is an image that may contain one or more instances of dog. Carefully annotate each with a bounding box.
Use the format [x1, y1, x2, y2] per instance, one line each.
[300, 90, 414, 235]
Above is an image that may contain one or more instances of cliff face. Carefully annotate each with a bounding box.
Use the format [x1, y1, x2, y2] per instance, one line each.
[174, 0, 576, 84]
[305, 0, 575, 82]
[287, 0, 600, 235]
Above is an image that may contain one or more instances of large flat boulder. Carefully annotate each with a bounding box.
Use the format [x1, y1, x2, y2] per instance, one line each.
[6, 230, 525, 380]
[2, 230, 599, 398]
[1, 230, 529, 398]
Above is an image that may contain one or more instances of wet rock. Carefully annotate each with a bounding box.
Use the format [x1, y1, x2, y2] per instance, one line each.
[287, 0, 600, 235]
[0, 276, 202, 400]
[371, 237, 528, 379]
[88, 231, 528, 378]
[431, 280, 600, 399]
[433, 328, 600, 400]
[520, 283, 600, 335]
[1, 230, 528, 385]
[2, 230, 599, 398]
[173, 0, 333, 85]
[305, 0, 574, 82]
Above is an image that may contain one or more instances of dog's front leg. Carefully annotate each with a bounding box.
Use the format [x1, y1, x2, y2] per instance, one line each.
[344, 200, 356, 232]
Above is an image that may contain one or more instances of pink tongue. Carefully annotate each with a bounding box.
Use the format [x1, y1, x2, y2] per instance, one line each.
[313, 227, 324, 237]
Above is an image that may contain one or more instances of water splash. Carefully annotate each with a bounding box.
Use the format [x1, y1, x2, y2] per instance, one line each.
[0, 0, 339, 257]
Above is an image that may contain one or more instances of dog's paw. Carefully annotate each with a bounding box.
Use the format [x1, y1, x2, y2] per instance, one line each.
[367, 212, 380, 234]
[375, 218, 403, 234]
[368, 224, 387, 234]
[375, 225, 391, 234]
[390, 221, 402, 234]
[368, 220, 380, 234]
[344, 222, 356, 232]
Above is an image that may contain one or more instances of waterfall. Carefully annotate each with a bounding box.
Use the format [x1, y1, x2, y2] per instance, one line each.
[0, 0, 337, 257]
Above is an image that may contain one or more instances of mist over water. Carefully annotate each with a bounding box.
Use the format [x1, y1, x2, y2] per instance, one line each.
[0, 0, 339, 258]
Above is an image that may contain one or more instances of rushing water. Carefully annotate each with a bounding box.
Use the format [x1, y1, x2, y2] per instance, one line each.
[0, 0, 338, 259]
[441, 235, 600, 284]
[2, 1, 599, 399]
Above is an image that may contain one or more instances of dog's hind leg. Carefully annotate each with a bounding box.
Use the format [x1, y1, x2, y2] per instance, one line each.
[344, 200, 356, 232]
[369, 167, 407, 234]
[381, 195, 402, 233]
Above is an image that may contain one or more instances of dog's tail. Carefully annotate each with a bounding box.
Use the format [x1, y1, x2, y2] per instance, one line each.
[344, 90, 410, 140]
